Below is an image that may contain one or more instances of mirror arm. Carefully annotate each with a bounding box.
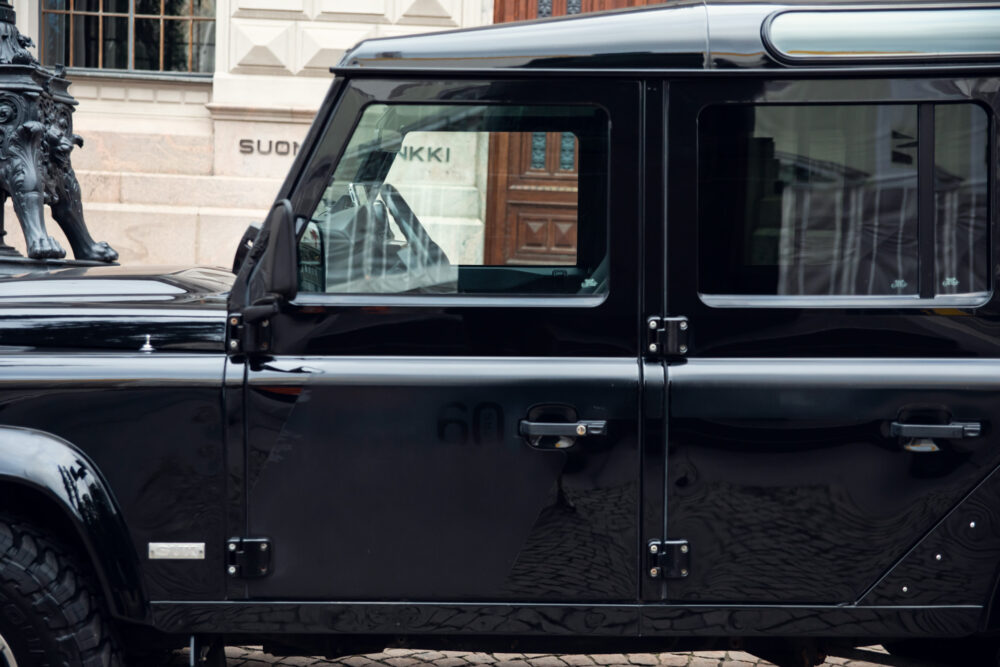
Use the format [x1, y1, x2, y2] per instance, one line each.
[244, 297, 280, 325]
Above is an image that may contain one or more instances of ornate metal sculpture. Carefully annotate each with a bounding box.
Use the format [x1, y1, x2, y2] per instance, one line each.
[0, 1, 117, 262]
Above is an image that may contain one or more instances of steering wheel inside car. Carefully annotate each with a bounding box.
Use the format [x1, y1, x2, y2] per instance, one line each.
[379, 183, 451, 267]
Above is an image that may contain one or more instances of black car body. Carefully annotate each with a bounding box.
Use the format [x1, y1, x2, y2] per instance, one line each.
[1, 3, 1000, 666]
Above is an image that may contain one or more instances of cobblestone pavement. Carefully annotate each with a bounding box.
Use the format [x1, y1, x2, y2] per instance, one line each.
[163, 646, 941, 667]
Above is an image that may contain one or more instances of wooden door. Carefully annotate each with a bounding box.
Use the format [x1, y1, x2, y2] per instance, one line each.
[484, 0, 662, 265]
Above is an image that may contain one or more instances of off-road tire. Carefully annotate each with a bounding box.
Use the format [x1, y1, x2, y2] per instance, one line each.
[0, 513, 123, 666]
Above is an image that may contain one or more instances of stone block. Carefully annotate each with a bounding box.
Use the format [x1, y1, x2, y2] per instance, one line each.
[185, 89, 211, 104]
[236, 0, 307, 13]
[128, 87, 156, 102]
[197, 208, 267, 268]
[3, 202, 198, 266]
[70, 84, 99, 99]
[156, 88, 184, 103]
[232, 19, 295, 72]
[100, 86, 127, 101]
[314, 0, 390, 21]
[213, 118, 311, 178]
[76, 171, 122, 203]
[83, 203, 199, 266]
[297, 23, 373, 72]
[72, 131, 214, 176]
[397, 0, 462, 25]
[120, 173, 282, 210]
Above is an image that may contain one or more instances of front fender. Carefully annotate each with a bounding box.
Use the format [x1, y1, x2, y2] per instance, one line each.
[0, 426, 147, 621]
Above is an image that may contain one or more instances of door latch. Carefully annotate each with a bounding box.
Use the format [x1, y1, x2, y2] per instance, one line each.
[226, 538, 272, 578]
[646, 317, 689, 357]
[647, 539, 690, 579]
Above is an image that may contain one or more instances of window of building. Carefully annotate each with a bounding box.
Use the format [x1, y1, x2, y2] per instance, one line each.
[41, 0, 215, 73]
[298, 103, 609, 297]
[698, 103, 989, 305]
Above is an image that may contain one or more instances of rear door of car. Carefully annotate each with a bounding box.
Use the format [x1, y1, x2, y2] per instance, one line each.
[663, 73, 1000, 606]
[233, 75, 647, 605]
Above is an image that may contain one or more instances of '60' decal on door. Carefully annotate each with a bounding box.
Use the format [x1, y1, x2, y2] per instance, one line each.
[437, 402, 504, 445]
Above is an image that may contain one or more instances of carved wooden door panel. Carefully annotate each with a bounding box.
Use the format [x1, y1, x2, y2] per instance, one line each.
[485, 0, 662, 265]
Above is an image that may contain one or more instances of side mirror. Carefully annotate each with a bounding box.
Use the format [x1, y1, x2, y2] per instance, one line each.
[232, 221, 262, 274]
[249, 199, 298, 308]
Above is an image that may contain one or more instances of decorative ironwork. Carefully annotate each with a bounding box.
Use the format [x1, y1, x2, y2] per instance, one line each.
[537, 0, 553, 18]
[567, 0, 583, 15]
[0, 2, 116, 261]
[559, 133, 576, 170]
[531, 132, 547, 170]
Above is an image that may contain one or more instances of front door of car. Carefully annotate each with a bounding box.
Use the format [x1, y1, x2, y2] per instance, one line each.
[232, 77, 644, 603]
[663, 76, 1000, 606]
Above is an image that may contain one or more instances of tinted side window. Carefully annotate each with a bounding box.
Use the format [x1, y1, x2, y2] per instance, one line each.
[698, 103, 988, 302]
[298, 104, 609, 297]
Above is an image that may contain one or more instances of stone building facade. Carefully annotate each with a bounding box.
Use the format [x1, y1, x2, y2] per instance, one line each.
[9, 0, 493, 267]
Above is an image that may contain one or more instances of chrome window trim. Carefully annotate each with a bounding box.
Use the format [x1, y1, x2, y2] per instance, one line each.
[763, 7, 1000, 64]
[700, 292, 991, 309]
[288, 293, 609, 309]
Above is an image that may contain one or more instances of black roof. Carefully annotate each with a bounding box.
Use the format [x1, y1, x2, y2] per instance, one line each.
[340, 1, 1000, 72]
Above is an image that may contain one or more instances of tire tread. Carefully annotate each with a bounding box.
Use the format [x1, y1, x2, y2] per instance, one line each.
[0, 513, 122, 667]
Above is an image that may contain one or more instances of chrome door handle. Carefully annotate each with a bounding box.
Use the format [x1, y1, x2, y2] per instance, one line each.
[890, 422, 981, 439]
[519, 420, 607, 438]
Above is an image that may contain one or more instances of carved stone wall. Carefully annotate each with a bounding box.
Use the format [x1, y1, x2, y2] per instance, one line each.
[9, 0, 492, 267]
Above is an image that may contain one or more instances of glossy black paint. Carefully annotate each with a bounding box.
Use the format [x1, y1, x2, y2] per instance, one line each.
[0, 353, 228, 606]
[150, 601, 981, 640]
[247, 77, 642, 360]
[862, 449, 1000, 606]
[666, 75, 1000, 358]
[245, 357, 638, 602]
[0, 263, 232, 352]
[0, 426, 146, 619]
[342, 3, 708, 70]
[0, 0, 999, 653]
[666, 359, 1000, 604]
[341, 2, 1000, 74]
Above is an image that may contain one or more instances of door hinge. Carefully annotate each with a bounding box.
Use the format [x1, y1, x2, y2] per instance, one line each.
[646, 317, 688, 357]
[646, 539, 690, 579]
[226, 538, 272, 578]
[226, 308, 273, 355]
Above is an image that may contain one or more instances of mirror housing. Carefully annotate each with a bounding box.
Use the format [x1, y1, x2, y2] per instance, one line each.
[232, 221, 262, 275]
[249, 199, 298, 308]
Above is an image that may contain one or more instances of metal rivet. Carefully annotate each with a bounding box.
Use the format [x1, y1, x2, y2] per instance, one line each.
[679, 321, 688, 331]
[680, 544, 689, 554]
[649, 567, 660, 577]
[680, 568, 689, 577]
[229, 340, 238, 350]
[227, 565, 237, 575]
[679, 345, 688, 354]
[648, 320, 658, 330]
[902, 585, 909, 593]
[260, 567, 267, 574]
[260, 543, 268, 551]
[576, 424, 587, 436]
[229, 317, 238, 326]
[648, 343, 658, 353]
[262, 320, 270, 328]
[228, 543, 237, 552]
[649, 544, 659, 554]
[935, 554, 943, 561]
[970, 521, 977, 529]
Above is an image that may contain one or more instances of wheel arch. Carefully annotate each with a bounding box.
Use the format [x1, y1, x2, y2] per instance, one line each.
[0, 426, 148, 622]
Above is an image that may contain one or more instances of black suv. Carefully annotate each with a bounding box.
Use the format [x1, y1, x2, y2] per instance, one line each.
[2, 3, 1000, 666]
